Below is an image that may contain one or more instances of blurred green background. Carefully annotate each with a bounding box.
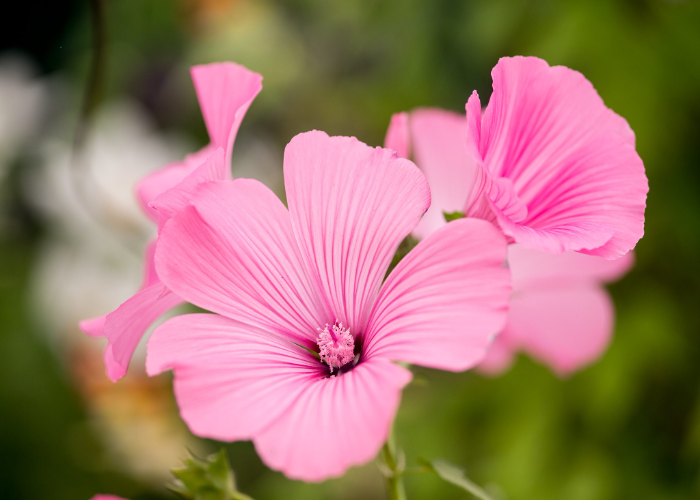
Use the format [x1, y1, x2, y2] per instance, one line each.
[1, 1, 699, 499]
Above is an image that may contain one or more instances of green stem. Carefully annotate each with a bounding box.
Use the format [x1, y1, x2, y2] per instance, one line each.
[379, 433, 407, 500]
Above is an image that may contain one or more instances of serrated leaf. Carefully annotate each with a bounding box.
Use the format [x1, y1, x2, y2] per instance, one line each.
[443, 211, 465, 222]
[170, 449, 252, 500]
[417, 457, 493, 500]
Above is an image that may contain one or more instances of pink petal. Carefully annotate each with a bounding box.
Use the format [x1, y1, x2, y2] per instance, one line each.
[149, 147, 227, 228]
[79, 314, 106, 338]
[508, 244, 635, 292]
[141, 238, 160, 288]
[90, 496, 129, 500]
[475, 334, 515, 376]
[503, 286, 614, 376]
[147, 313, 322, 441]
[363, 218, 511, 371]
[254, 358, 412, 481]
[400, 109, 481, 239]
[191, 62, 263, 166]
[283, 131, 430, 334]
[468, 56, 648, 258]
[155, 180, 327, 345]
[383, 112, 410, 159]
[100, 284, 183, 381]
[136, 145, 216, 221]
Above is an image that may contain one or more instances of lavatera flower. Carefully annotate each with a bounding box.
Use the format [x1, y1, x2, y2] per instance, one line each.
[80, 62, 262, 381]
[389, 56, 648, 259]
[384, 56, 645, 375]
[146, 131, 511, 481]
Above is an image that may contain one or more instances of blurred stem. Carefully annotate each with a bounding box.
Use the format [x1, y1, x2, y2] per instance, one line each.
[74, 0, 106, 151]
[379, 432, 407, 500]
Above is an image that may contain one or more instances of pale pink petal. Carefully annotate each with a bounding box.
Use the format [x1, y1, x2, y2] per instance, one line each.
[475, 334, 515, 375]
[141, 238, 159, 288]
[79, 314, 106, 338]
[504, 286, 614, 376]
[468, 56, 648, 258]
[100, 284, 183, 381]
[191, 62, 263, 166]
[508, 244, 634, 292]
[136, 145, 215, 221]
[150, 147, 227, 228]
[147, 313, 322, 441]
[155, 180, 327, 345]
[254, 358, 412, 481]
[383, 112, 410, 159]
[402, 109, 480, 239]
[284, 131, 430, 334]
[363, 218, 511, 371]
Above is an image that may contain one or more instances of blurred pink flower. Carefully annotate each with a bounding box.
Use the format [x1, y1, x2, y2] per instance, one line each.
[90, 495, 128, 500]
[478, 246, 633, 376]
[390, 56, 648, 259]
[146, 131, 511, 481]
[384, 105, 634, 375]
[80, 62, 262, 381]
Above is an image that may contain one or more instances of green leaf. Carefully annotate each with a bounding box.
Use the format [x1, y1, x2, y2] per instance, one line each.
[443, 211, 465, 222]
[417, 457, 493, 500]
[386, 235, 420, 278]
[170, 449, 254, 500]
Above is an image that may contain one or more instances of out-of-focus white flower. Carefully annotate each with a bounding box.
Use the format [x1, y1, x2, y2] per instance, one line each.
[0, 54, 47, 178]
[27, 101, 188, 343]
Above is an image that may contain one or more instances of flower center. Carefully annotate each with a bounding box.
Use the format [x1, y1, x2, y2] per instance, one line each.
[316, 321, 355, 372]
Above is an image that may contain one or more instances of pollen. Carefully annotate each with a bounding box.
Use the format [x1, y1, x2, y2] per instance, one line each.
[316, 321, 355, 372]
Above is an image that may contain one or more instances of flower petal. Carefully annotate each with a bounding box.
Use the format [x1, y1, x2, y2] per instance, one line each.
[100, 284, 183, 381]
[284, 131, 430, 333]
[399, 109, 481, 239]
[363, 218, 511, 371]
[503, 286, 614, 376]
[150, 147, 227, 228]
[383, 112, 410, 159]
[191, 62, 263, 166]
[147, 313, 322, 441]
[254, 358, 412, 481]
[470, 56, 648, 258]
[136, 146, 215, 221]
[475, 334, 516, 376]
[155, 179, 327, 345]
[508, 244, 634, 292]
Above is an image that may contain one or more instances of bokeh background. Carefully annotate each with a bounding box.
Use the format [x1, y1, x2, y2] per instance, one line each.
[2, 1, 699, 499]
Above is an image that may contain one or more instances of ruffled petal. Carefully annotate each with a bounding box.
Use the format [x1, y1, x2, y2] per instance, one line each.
[508, 244, 634, 292]
[284, 131, 430, 334]
[100, 284, 183, 381]
[150, 147, 227, 228]
[254, 358, 412, 481]
[147, 313, 322, 441]
[503, 286, 614, 376]
[469, 56, 648, 258]
[363, 218, 511, 371]
[155, 179, 327, 345]
[191, 62, 263, 166]
[136, 146, 215, 221]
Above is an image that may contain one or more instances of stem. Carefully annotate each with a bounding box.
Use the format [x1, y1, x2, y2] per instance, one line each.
[378, 432, 407, 500]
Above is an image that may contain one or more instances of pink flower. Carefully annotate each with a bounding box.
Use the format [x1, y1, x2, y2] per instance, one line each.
[478, 246, 633, 375]
[90, 496, 128, 500]
[80, 63, 262, 381]
[391, 56, 648, 259]
[146, 131, 511, 481]
[385, 106, 634, 375]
